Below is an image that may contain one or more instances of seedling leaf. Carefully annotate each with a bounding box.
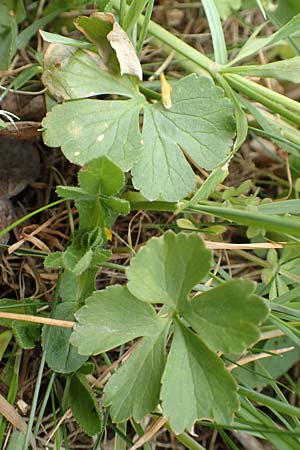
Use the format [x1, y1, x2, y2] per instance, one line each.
[127, 231, 212, 311]
[160, 320, 239, 433]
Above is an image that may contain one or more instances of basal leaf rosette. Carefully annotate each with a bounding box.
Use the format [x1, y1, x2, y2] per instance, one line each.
[41, 13, 236, 201]
[71, 232, 269, 433]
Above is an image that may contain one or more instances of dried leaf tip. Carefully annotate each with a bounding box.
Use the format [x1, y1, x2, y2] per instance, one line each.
[160, 73, 172, 109]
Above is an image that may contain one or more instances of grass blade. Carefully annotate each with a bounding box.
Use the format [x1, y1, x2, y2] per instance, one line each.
[201, 0, 228, 64]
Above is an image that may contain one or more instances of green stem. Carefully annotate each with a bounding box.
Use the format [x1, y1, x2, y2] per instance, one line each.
[101, 261, 127, 272]
[139, 84, 161, 100]
[124, 0, 148, 33]
[112, 422, 131, 448]
[238, 386, 300, 418]
[119, 0, 126, 28]
[164, 423, 207, 450]
[233, 249, 271, 269]
[34, 372, 56, 436]
[224, 75, 300, 125]
[226, 73, 300, 114]
[248, 126, 300, 151]
[23, 351, 46, 450]
[197, 418, 300, 436]
[187, 204, 300, 237]
[131, 419, 152, 450]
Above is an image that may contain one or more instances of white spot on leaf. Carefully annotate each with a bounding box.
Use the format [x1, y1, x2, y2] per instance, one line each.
[97, 134, 104, 142]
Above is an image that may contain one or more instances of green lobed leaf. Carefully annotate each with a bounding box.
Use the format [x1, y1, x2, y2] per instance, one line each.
[78, 156, 125, 196]
[42, 50, 235, 202]
[57, 157, 129, 230]
[70, 285, 161, 355]
[42, 40, 137, 100]
[42, 45, 138, 101]
[132, 75, 235, 201]
[69, 373, 102, 436]
[127, 231, 212, 312]
[42, 303, 87, 374]
[103, 197, 130, 216]
[56, 186, 88, 202]
[103, 320, 169, 422]
[160, 320, 239, 433]
[183, 279, 269, 353]
[42, 98, 144, 171]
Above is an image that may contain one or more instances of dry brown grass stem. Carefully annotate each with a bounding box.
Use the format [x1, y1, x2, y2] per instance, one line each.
[204, 240, 285, 249]
[0, 312, 74, 327]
